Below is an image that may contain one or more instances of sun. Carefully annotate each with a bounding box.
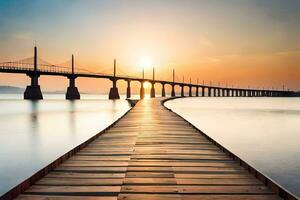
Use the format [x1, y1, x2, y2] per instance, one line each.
[143, 82, 151, 89]
[139, 57, 152, 70]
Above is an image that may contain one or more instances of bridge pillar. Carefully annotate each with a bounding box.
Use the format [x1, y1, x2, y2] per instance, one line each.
[171, 84, 176, 97]
[24, 46, 43, 100]
[140, 81, 145, 99]
[109, 79, 120, 99]
[181, 85, 185, 97]
[150, 82, 155, 98]
[226, 89, 230, 97]
[217, 88, 220, 97]
[196, 87, 199, 96]
[222, 89, 225, 97]
[213, 88, 216, 96]
[208, 87, 211, 97]
[66, 76, 80, 100]
[202, 87, 205, 97]
[189, 86, 192, 97]
[24, 73, 43, 100]
[264, 91, 267, 97]
[161, 83, 166, 97]
[126, 80, 131, 99]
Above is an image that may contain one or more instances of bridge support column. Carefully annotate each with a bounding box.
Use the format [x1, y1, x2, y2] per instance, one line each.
[181, 86, 185, 97]
[226, 89, 230, 97]
[162, 83, 166, 97]
[222, 89, 225, 97]
[208, 88, 211, 97]
[171, 84, 175, 97]
[150, 82, 155, 98]
[140, 81, 145, 99]
[24, 46, 43, 100]
[66, 76, 80, 100]
[109, 79, 120, 99]
[217, 88, 220, 97]
[189, 86, 192, 97]
[196, 87, 199, 96]
[24, 73, 43, 100]
[126, 80, 131, 99]
[213, 88, 216, 96]
[202, 87, 205, 97]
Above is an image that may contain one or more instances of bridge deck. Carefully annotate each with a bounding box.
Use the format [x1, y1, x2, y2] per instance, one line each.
[15, 98, 282, 200]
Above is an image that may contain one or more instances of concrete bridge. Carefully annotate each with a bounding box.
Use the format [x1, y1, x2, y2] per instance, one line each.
[0, 47, 296, 99]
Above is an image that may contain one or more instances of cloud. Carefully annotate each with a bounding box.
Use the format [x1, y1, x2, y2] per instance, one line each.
[12, 32, 33, 40]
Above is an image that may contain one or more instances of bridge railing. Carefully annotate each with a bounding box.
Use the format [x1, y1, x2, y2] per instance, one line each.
[0, 62, 142, 79]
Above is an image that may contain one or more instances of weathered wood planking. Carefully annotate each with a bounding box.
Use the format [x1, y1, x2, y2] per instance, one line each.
[4, 98, 297, 200]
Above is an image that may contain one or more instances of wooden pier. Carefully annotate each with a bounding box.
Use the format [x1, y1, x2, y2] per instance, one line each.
[2, 98, 298, 200]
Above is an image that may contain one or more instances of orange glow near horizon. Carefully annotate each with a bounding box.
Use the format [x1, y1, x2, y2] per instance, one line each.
[0, 1, 299, 92]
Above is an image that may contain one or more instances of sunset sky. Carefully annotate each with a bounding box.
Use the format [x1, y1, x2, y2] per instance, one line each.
[0, 0, 299, 93]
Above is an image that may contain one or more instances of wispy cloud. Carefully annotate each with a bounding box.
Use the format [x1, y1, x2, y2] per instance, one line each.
[12, 32, 33, 40]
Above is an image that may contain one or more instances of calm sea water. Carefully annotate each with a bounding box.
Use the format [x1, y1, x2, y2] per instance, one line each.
[0, 94, 131, 196]
[165, 97, 300, 198]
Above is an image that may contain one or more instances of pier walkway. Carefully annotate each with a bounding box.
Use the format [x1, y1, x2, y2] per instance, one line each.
[10, 98, 292, 200]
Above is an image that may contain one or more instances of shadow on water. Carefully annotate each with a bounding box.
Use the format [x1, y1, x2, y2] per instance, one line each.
[29, 100, 39, 135]
[68, 100, 76, 135]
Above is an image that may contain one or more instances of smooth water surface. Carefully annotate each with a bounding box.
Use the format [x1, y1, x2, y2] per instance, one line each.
[165, 97, 300, 197]
[0, 94, 131, 196]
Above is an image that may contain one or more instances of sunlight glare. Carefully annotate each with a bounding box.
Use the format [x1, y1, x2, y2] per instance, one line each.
[139, 57, 152, 70]
[143, 82, 151, 89]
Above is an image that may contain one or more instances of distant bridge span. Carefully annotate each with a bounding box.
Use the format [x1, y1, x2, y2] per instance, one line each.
[0, 47, 296, 100]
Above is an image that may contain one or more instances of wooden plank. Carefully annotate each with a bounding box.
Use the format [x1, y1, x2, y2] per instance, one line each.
[54, 166, 127, 173]
[176, 178, 262, 185]
[15, 195, 117, 200]
[118, 194, 181, 200]
[124, 178, 177, 185]
[36, 178, 124, 186]
[46, 172, 126, 179]
[24, 185, 121, 195]
[120, 185, 273, 194]
[181, 195, 282, 200]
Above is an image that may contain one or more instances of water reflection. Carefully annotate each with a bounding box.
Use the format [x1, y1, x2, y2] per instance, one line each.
[0, 96, 131, 196]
